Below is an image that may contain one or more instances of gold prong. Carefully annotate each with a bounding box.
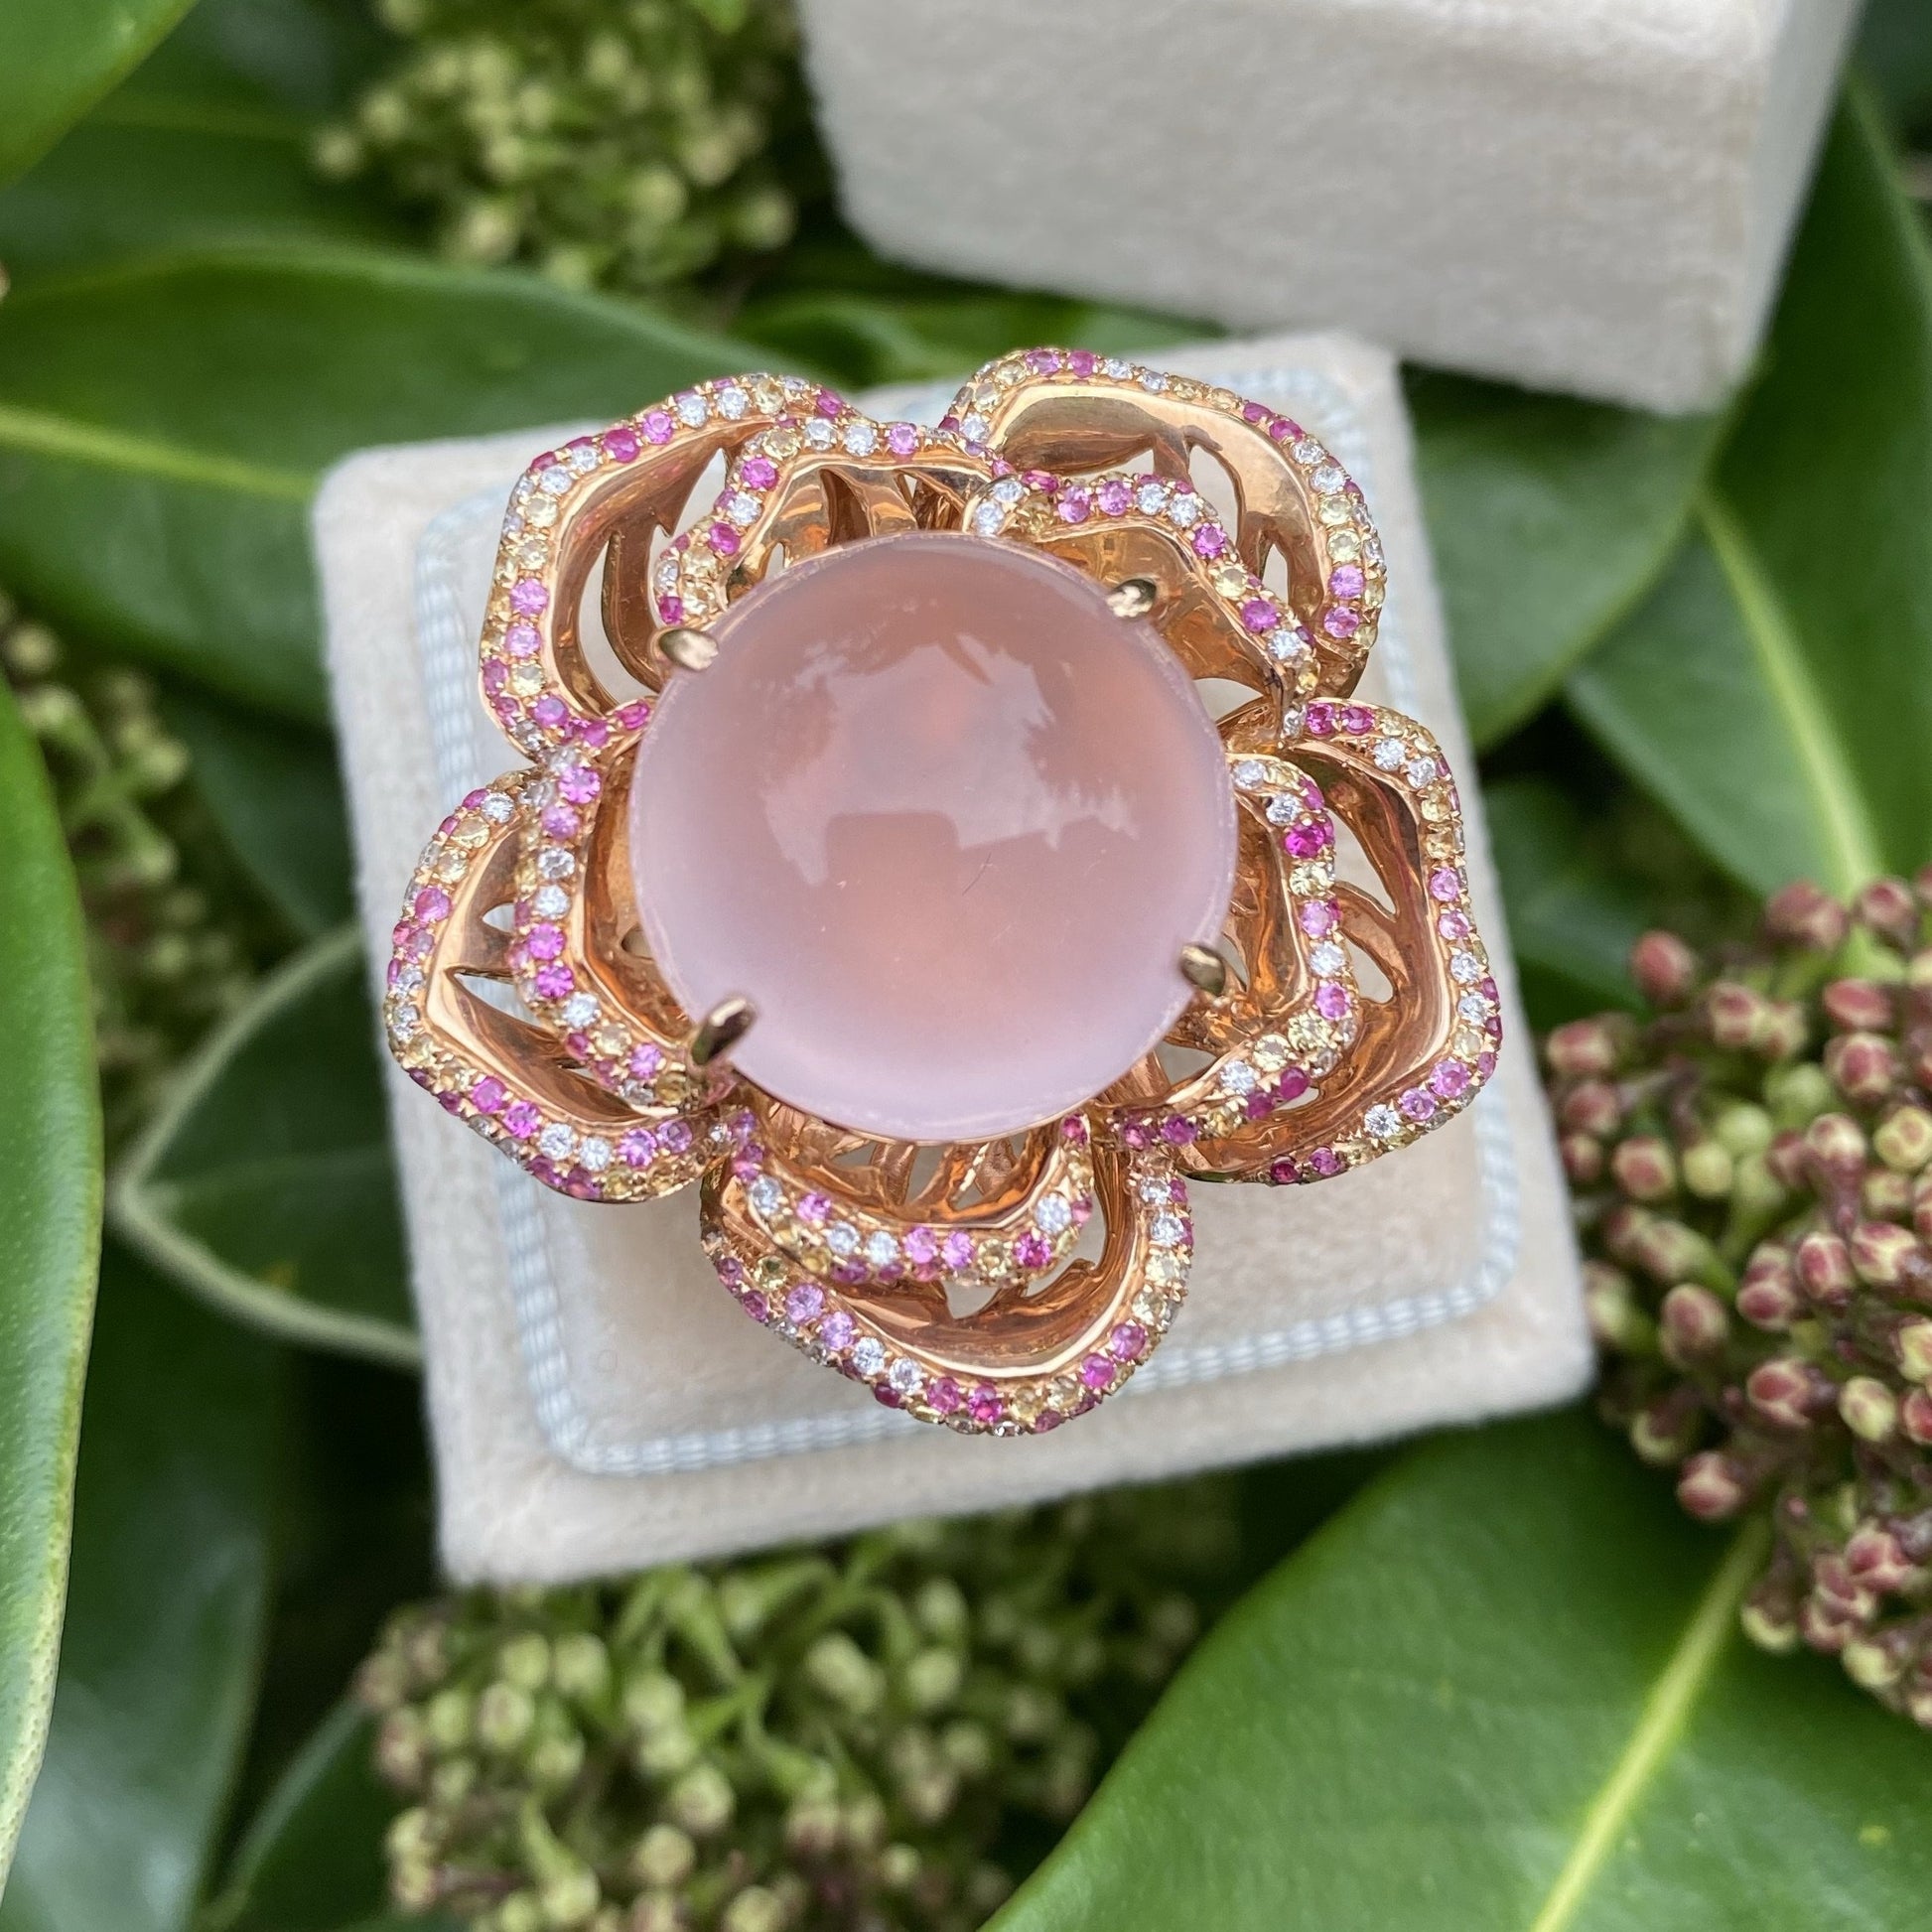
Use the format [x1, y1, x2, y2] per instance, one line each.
[1178, 943, 1227, 1000]
[661, 625, 719, 673]
[1107, 577, 1160, 621]
[689, 994, 757, 1067]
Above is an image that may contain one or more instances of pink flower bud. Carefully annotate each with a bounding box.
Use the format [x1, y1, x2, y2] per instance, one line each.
[1747, 1356, 1822, 1429]
[1740, 1580, 1800, 1653]
[1844, 1629, 1914, 1691]
[1811, 1552, 1878, 1619]
[1757, 1001, 1810, 1061]
[1559, 1133, 1603, 1185]
[1799, 1594, 1863, 1653]
[1736, 1247, 1801, 1329]
[1765, 1131, 1810, 1190]
[1631, 1217, 1715, 1286]
[1840, 1374, 1899, 1442]
[1822, 977, 1894, 1034]
[1677, 1451, 1746, 1521]
[1794, 1229, 1856, 1307]
[1544, 1016, 1628, 1078]
[1854, 876, 1918, 946]
[1824, 1032, 1900, 1106]
[1804, 1111, 1867, 1177]
[1865, 1169, 1914, 1221]
[1629, 1388, 1701, 1465]
[1660, 1283, 1728, 1360]
[1845, 1524, 1915, 1595]
[1704, 980, 1768, 1050]
[1558, 1078, 1623, 1137]
[1764, 880, 1850, 952]
[1874, 1105, 1932, 1173]
[1629, 929, 1700, 1007]
[1610, 1134, 1677, 1202]
[1893, 1317, 1932, 1383]
[1902, 1388, 1932, 1445]
[1850, 1220, 1922, 1288]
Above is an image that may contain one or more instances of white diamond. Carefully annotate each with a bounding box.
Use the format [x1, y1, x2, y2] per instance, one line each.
[656, 557, 680, 592]
[390, 1003, 420, 1038]
[971, 502, 1007, 536]
[716, 384, 750, 419]
[1458, 992, 1491, 1022]
[781, 375, 813, 397]
[391, 964, 424, 996]
[538, 1122, 576, 1159]
[1365, 1104, 1402, 1140]
[482, 791, 515, 823]
[1137, 1175, 1171, 1204]
[1312, 463, 1347, 495]
[1167, 491, 1200, 528]
[960, 412, 991, 442]
[538, 466, 572, 495]
[579, 1137, 612, 1172]
[1150, 1211, 1185, 1246]
[1268, 626, 1309, 661]
[1407, 757, 1439, 788]
[889, 1356, 924, 1394]
[1101, 357, 1132, 378]
[566, 441, 600, 474]
[533, 885, 568, 918]
[1231, 759, 1269, 789]
[720, 491, 756, 527]
[1373, 737, 1406, 770]
[804, 418, 836, 450]
[675, 392, 708, 426]
[1139, 371, 1170, 393]
[993, 477, 1025, 506]
[842, 421, 879, 456]
[851, 1336, 887, 1376]
[1035, 1193, 1072, 1235]
[1292, 439, 1323, 466]
[1219, 1060, 1258, 1095]
[749, 1177, 783, 1215]
[561, 993, 599, 1027]
[1265, 794, 1296, 825]
[826, 1222, 861, 1257]
[1450, 951, 1483, 983]
[1311, 941, 1346, 976]
[1135, 481, 1169, 515]
[864, 1230, 898, 1268]
[537, 848, 575, 880]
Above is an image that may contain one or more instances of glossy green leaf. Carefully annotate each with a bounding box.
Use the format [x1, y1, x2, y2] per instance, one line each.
[993, 1412, 1932, 1932]
[111, 926, 415, 1368]
[0, 0, 394, 284]
[163, 685, 352, 937]
[1405, 370, 1724, 751]
[0, 1247, 280, 1932]
[1569, 90, 1932, 897]
[1483, 776, 1648, 1022]
[0, 684, 100, 1892]
[0, 0, 197, 188]
[0, 249, 763, 721]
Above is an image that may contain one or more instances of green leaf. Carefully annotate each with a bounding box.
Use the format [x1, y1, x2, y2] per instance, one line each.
[1404, 370, 1724, 750]
[991, 1412, 1932, 1932]
[0, 0, 198, 189]
[162, 685, 352, 937]
[1482, 776, 1648, 1023]
[1569, 89, 1932, 897]
[0, 248, 764, 722]
[207, 1703, 401, 1932]
[0, 1247, 280, 1932]
[111, 926, 416, 1368]
[0, 683, 100, 1892]
[0, 0, 396, 283]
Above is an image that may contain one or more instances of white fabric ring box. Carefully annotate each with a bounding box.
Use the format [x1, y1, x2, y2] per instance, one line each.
[317, 332, 1589, 1582]
[794, 0, 1860, 413]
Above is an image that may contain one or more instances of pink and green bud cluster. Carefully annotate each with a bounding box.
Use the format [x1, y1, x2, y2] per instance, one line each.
[1548, 875, 1932, 1725]
[356, 1482, 1236, 1931]
[318, 0, 803, 294]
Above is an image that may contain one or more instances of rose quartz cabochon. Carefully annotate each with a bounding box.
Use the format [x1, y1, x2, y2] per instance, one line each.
[628, 532, 1238, 1143]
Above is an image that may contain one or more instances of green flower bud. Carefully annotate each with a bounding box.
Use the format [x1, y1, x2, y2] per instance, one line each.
[1147, 1591, 1199, 1651]
[1713, 1101, 1773, 1157]
[1875, 1105, 1932, 1173]
[312, 125, 363, 178]
[357, 1649, 412, 1715]
[1003, 1685, 1059, 1743]
[877, 1843, 920, 1891]
[803, 1632, 884, 1715]
[552, 1631, 612, 1703]
[497, 1891, 546, 1932]
[666, 1761, 735, 1837]
[630, 1822, 696, 1888]
[627, 1893, 681, 1932]
[634, 1723, 699, 1779]
[840, 1792, 888, 1856]
[913, 1577, 970, 1645]
[428, 1755, 478, 1807]
[721, 1884, 785, 1932]
[1765, 1060, 1835, 1130]
[783, 1793, 841, 1860]
[386, 1804, 438, 1863]
[1679, 1141, 1732, 1199]
[938, 1718, 994, 1778]
[898, 1645, 964, 1714]
[1894, 1318, 1932, 1383]
[1840, 1376, 1898, 1443]
[500, 1634, 553, 1693]
[622, 1670, 686, 1734]
[425, 1685, 475, 1750]
[530, 1728, 586, 1791]
[478, 1682, 537, 1754]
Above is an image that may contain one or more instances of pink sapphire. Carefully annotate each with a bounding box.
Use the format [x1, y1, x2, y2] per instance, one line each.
[1314, 983, 1350, 1021]
[1299, 901, 1337, 937]
[1431, 1060, 1470, 1099]
[510, 580, 547, 616]
[541, 805, 580, 840]
[534, 964, 574, 1000]
[1110, 1321, 1147, 1359]
[887, 422, 919, 457]
[940, 1230, 974, 1272]
[741, 455, 778, 488]
[482, 659, 508, 694]
[1191, 524, 1227, 559]
[1240, 598, 1277, 632]
[815, 388, 844, 418]
[1430, 867, 1462, 901]
[819, 1310, 856, 1351]
[1329, 564, 1365, 597]
[1283, 821, 1326, 859]
[1340, 706, 1374, 735]
[619, 1128, 656, 1167]
[604, 428, 639, 462]
[628, 533, 1236, 1142]
[641, 410, 675, 445]
[1033, 1409, 1062, 1432]
[1308, 1147, 1342, 1176]
[784, 1282, 824, 1324]
[1097, 478, 1133, 516]
[1279, 1067, 1311, 1101]
[1080, 1353, 1114, 1390]
[617, 701, 650, 730]
[414, 887, 451, 923]
[1324, 607, 1363, 640]
[742, 1291, 769, 1323]
[1056, 489, 1091, 524]
[525, 924, 564, 962]
[903, 1226, 938, 1265]
[559, 765, 601, 804]
[1161, 1115, 1196, 1145]
[1027, 347, 1064, 374]
[1400, 1086, 1438, 1122]
[1305, 701, 1336, 736]
[1014, 1230, 1053, 1271]
[1242, 400, 1267, 423]
[532, 696, 568, 730]
[657, 595, 684, 626]
[709, 522, 741, 556]
[1438, 909, 1471, 939]
[1067, 349, 1097, 376]
[1270, 1157, 1299, 1183]
[659, 1120, 693, 1154]
[929, 1376, 962, 1414]
[796, 1191, 831, 1226]
[470, 1075, 506, 1113]
[627, 1043, 662, 1081]
[503, 1101, 541, 1139]
[506, 621, 541, 658]
[967, 1387, 1005, 1425]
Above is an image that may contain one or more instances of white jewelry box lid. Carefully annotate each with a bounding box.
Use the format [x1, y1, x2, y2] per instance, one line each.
[794, 0, 1859, 413]
[315, 331, 1590, 1583]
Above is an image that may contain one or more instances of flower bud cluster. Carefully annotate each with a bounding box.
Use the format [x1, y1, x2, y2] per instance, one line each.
[1550, 877, 1932, 1723]
[1, 590, 260, 1141]
[357, 1480, 1237, 1930]
[318, 0, 804, 292]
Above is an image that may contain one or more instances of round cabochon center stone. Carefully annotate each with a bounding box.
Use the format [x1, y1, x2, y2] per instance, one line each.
[628, 531, 1237, 1143]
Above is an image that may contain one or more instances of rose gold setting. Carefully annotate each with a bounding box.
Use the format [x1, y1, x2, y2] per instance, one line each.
[383, 352, 1502, 1435]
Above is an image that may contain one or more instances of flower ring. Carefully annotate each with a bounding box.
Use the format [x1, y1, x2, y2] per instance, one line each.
[384, 350, 1502, 1435]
